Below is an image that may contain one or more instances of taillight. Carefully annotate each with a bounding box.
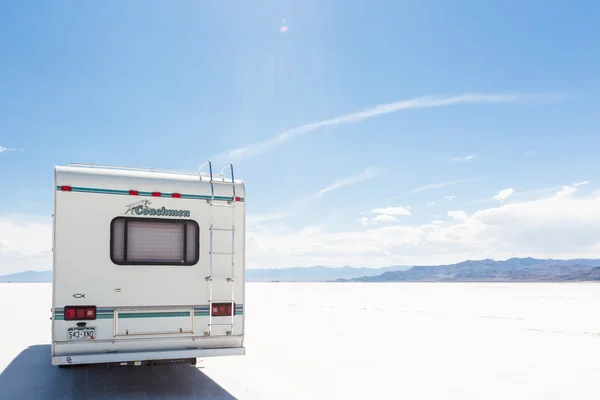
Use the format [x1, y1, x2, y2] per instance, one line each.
[65, 308, 75, 320]
[64, 306, 97, 321]
[211, 303, 235, 317]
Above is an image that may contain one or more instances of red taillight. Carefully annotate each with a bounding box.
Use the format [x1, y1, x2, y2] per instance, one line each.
[65, 308, 75, 320]
[152, 192, 161, 197]
[75, 308, 85, 319]
[211, 303, 234, 317]
[234, 197, 241, 202]
[60, 186, 72, 192]
[129, 190, 139, 195]
[171, 193, 181, 198]
[64, 306, 97, 321]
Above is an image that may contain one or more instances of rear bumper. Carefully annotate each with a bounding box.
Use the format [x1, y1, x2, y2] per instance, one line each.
[51, 346, 245, 366]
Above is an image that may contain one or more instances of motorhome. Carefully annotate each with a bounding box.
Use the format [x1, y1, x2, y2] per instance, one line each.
[50, 162, 245, 367]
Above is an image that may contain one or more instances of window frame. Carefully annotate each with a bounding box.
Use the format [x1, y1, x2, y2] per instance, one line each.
[110, 216, 200, 266]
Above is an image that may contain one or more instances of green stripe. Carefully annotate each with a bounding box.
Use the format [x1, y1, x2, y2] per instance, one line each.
[57, 186, 244, 202]
[55, 313, 242, 320]
[119, 312, 190, 319]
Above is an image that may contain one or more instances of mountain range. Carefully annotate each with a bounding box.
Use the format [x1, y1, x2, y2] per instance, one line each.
[3, 258, 600, 283]
[0, 266, 410, 283]
[337, 258, 600, 282]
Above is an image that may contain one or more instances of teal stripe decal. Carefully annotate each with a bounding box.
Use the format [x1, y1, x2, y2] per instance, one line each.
[119, 312, 190, 319]
[57, 186, 245, 202]
[54, 305, 243, 320]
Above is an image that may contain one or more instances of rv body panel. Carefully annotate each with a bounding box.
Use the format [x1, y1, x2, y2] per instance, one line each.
[51, 164, 246, 365]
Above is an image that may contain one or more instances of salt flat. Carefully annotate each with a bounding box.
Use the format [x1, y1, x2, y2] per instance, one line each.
[1, 282, 600, 399]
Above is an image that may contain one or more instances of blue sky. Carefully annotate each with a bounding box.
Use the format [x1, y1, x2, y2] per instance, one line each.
[1, 1, 600, 273]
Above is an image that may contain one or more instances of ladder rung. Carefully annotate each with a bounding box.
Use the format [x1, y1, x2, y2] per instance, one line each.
[210, 228, 235, 232]
[208, 324, 234, 327]
[209, 252, 234, 255]
[210, 203, 234, 208]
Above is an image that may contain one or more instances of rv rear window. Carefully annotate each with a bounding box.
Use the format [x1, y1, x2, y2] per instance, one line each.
[110, 217, 199, 266]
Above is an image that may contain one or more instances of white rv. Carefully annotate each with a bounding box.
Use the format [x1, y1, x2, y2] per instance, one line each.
[50, 162, 245, 367]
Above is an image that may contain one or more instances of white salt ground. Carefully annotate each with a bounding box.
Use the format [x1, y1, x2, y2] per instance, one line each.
[1, 282, 600, 399]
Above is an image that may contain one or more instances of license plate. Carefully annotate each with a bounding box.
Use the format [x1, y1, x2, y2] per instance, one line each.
[68, 327, 95, 341]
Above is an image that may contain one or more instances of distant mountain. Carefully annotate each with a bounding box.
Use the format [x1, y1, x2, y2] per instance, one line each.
[340, 258, 600, 282]
[0, 266, 410, 283]
[246, 266, 411, 282]
[5, 259, 600, 283]
[0, 270, 52, 283]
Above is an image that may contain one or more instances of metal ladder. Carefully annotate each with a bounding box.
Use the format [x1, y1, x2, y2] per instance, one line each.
[199, 160, 237, 336]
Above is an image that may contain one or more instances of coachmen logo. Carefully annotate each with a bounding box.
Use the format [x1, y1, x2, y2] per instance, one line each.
[125, 200, 191, 217]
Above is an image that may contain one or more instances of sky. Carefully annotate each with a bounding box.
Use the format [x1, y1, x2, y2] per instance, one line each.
[1, 1, 600, 274]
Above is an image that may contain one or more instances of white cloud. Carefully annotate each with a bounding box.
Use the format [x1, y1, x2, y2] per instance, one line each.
[314, 167, 382, 199]
[216, 92, 562, 163]
[447, 211, 468, 222]
[453, 155, 476, 161]
[444, 195, 456, 200]
[367, 207, 412, 216]
[556, 181, 587, 197]
[0, 214, 52, 274]
[426, 201, 435, 206]
[360, 206, 409, 225]
[493, 188, 514, 203]
[360, 214, 399, 225]
[246, 178, 600, 268]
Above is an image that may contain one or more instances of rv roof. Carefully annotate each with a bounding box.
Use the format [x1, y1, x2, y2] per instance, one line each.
[58, 163, 241, 184]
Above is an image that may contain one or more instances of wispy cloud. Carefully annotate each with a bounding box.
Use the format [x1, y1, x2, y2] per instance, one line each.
[556, 181, 588, 197]
[315, 167, 382, 199]
[444, 195, 456, 200]
[0, 146, 19, 153]
[426, 201, 435, 206]
[493, 188, 514, 203]
[453, 155, 477, 161]
[404, 178, 480, 197]
[381, 178, 480, 204]
[216, 92, 561, 163]
[247, 212, 294, 225]
[366, 206, 412, 216]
